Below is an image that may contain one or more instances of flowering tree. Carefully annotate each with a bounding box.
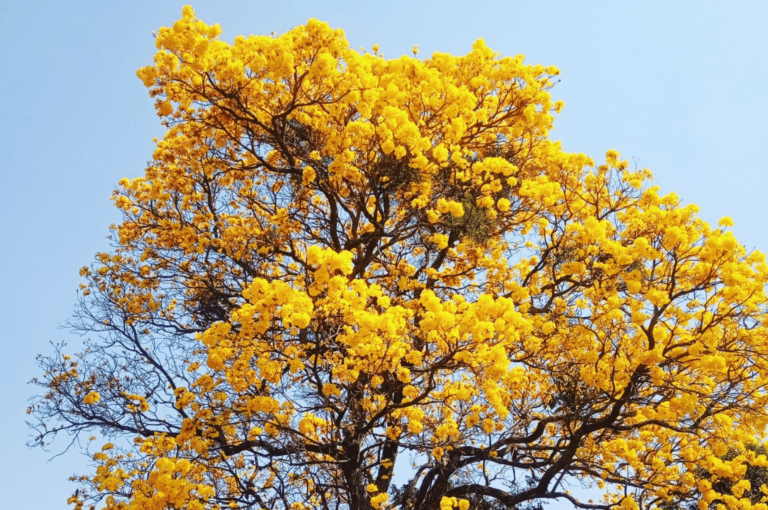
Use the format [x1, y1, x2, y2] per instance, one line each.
[29, 7, 768, 510]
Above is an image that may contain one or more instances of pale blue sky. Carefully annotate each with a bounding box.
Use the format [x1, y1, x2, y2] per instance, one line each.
[0, 1, 766, 508]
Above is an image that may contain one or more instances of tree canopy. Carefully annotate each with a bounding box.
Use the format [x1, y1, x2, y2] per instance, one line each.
[29, 6, 768, 510]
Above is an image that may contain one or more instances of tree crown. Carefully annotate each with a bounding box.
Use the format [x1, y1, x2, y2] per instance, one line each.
[30, 6, 768, 510]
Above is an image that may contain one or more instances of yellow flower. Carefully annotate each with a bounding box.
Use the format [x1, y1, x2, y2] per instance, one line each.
[371, 493, 389, 509]
[302, 166, 316, 185]
[718, 216, 734, 227]
[83, 391, 101, 405]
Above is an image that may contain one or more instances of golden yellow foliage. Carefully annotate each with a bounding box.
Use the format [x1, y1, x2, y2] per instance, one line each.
[30, 6, 768, 510]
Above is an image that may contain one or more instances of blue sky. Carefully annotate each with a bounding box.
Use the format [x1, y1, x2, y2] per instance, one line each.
[0, 1, 766, 507]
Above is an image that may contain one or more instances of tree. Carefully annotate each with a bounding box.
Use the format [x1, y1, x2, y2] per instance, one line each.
[28, 6, 768, 510]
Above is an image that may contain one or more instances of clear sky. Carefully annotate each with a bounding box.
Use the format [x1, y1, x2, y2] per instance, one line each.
[0, 1, 766, 508]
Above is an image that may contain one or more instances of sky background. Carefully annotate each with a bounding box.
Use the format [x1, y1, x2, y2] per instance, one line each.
[0, 1, 766, 508]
